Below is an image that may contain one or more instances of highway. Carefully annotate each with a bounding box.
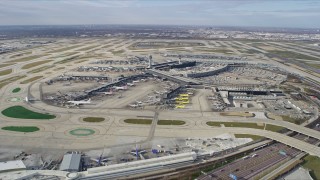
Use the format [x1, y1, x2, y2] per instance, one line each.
[199, 143, 300, 180]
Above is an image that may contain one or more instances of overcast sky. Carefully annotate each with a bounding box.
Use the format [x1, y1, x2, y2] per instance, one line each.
[0, 0, 319, 28]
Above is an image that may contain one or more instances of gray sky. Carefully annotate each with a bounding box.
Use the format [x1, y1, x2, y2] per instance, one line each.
[0, 0, 320, 28]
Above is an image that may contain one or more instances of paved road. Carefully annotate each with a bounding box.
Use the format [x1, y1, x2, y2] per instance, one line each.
[261, 152, 306, 180]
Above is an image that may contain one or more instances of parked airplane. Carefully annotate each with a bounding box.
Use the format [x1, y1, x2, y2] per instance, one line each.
[136, 101, 143, 104]
[103, 91, 113, 95]
[127, 83, 135, 86]
[129, 104, 140, 108]
[130, 150, 147, 156]
[113, 85, 128, 90]
[67, 99, 91, 106]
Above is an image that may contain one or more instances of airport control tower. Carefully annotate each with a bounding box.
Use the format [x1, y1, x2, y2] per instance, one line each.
[148, 55, 153, 68]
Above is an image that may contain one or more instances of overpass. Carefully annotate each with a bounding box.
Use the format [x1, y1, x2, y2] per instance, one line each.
[146, 69, 201, 85]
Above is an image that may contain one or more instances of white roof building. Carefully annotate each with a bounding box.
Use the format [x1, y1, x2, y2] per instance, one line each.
[0, 160, 26, 173]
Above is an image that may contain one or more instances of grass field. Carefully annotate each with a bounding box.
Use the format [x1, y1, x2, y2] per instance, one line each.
[307, 63, 320, 69]
[1, 106, 56, 119]
[302, 155, 320, 180]
[0, 75, 27, 89]
[194, 48, 233, 54]
[83, 117, 105, 122]
[54, 55, 79, 64]
[77, 45, 100, 51]
[9, 51, 32, 59]
[124, 119, 152, 125]
[281, 115, 306, 125]
[48, 45, 83, 53]
[266, 124, 285, 132]
[129, 42, 204, 50]
[9, 55, 43, 63]
[234, 134, 263, 141]
[2, 126, 40, 132]
[12, 87, 21, 93]
[53, 67, 65, 71]
[0, 69, 12, 76]
[28, 65, 54, 74]
[206, 122, 284, 132]
[111, 50, 125, 55]
[268, 50, 319, 61]
[21, 60, 52, 69]
[220, 112, 255, 117]
[206, 122, 264, 129]
[157, 120, 185, 125]
[20, 76, 43, 84]
[0, 64, 14, 68]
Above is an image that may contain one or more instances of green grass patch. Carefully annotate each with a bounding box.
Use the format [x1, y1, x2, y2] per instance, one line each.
[69, 128, 95, 136]
[21, 60, 52, 69]
[12, 87, 21, 93]
[83, 117, 105, 123]
[77, 45, 100, 51]
[20, 76, 43, 84]
[27, 65, 54, 74]
[53, 67, 65, 71]
[48, 45, 83, 53]
[302, 155, 320, 180]
[194, 47, 233, 54]
[265, 124, 284, 132]
[9, 51, 32, 58]
[281, 115, 306, 125]
[54, 55, 79, 64]
[268, 50, 319, 61]
[1, 106, 55, 119]
[129, 42, 204, 50]
[206, 122, 284, 132]
[0, 63, 14, 68]
[206, 121, 264, 129]
[9, 55, 43, 63]
[157, 120, 185, 125]
[0, 69, 12, 76]
[124, 119, 152, 125]
[307, 63, 320, 69]
[0, 75, 27, 89]
[2, 126, 40, 132]
[111, 50, 125, 55]
[220, 112, 255, 117]
[234, 134, 263, 141]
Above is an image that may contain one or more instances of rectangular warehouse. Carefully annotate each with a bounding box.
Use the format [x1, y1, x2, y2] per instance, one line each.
[59, 154, 81, 172]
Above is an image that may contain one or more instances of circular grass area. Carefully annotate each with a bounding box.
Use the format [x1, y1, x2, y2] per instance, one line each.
[7, 97, 21, 102]
[1, 126, 40, 132]
[69, 128, 95, 136]
[157, 120, 185, 125]
[124, 119, 152, 125]
[1, 106, 56, 120]
[83, 117, 105, 123]
[12, 88, 21, 93]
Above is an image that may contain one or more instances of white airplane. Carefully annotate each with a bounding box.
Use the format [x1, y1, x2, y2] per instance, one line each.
[113, 86, 128, 90]
[127, 83, 135, 86]
[130, 150, 147, 156]
[154, 90, 163, 95]
[103, 91, 113, 95]
[136, 101, 143, 104]
[67, 99, 91, 106]
[129, 104, 140, 108]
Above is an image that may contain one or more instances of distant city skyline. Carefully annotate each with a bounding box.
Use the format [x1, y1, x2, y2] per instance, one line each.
[0, 0, 319, 28]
